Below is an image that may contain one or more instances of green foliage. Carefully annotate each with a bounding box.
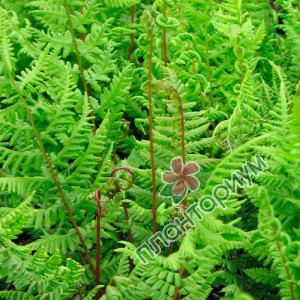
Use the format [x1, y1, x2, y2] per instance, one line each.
[0, 0, 299, 299]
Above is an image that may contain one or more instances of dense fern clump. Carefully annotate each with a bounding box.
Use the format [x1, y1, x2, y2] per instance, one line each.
[0, 0, 299, 299]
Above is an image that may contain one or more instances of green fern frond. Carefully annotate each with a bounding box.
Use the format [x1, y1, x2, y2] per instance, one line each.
[103, 0, 141, 8]
[0, 177, 48, 195]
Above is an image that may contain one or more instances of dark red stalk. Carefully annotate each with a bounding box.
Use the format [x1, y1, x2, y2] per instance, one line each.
[178, 8, 212, 131]
[95, 189, 102, 297]
[122, 201, 134, 271]
[148, 16, 157, 235]
[177, 6, 212, 156]
[169, 88, 186, 204]
[179, 103, 186, 167]
[111, 167, 134, 271]
[64, 0, 96, 132]
[173, 266, 186, 300]
[79, 3, 92, 96]
[121, 202, 133, 243]
[272, 227, 295, 300]
[79, 5, 86, 43]
[168, 87, 186, 256]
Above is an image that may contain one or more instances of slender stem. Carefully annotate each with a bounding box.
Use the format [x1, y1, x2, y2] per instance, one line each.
[168, 88, 186, 255]
[121, 203, 133, 243]
[4, 62, 96, 275]
[171, 90, 186, 165]
[172, 10, 212, 295]
[111, 167, 134, 271]
[163, 3, 168, 67]
[163, 86, 186, 198]
[173, 266, 185, 300]
[173, 88, 186, 170]
[204, 4, 214, 108]
[272, 227, 295, 300]
[95, 189, 102, 299]
[172, 88, 187, 295]
[79, 2, 92, 96]
[179, 95, 186, 208]
[77, 285, 83, 300]
[79, 4, 86, 44]
[122, 202, 134, 271]
[178, 7, 212, 142]
[148, 17, 157, 235]
[169, 241, 174, 254]
[64, 0, 96, 132]
[128, 5, 136, 61]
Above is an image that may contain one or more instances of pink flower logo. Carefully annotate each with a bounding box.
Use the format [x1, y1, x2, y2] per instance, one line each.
[159, 157, 200, 205]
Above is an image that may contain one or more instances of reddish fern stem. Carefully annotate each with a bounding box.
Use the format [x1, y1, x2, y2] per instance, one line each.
[178, 96, 186, 207]
[64, 0, 96, 132]
[128, 5, 136, 61]
[121, 200, 134, 271]
[79, 3, 92, 96]
[172, 90, 186, 165]
[148, 16, 157, 235]
[169, 88, 186, 256]
[177, 6, 212, 157]
[79, 4, 86, 43]
[122, 202, 133, 243]
[111, 167, 134, 271]
[6, 67, 96, 276]
[95, 189, 102, 298]
[179, 102, 186, 166]
[272, 227, 295, 300]
[173, 266, 186, 300]
[169, 87, 186, 203]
